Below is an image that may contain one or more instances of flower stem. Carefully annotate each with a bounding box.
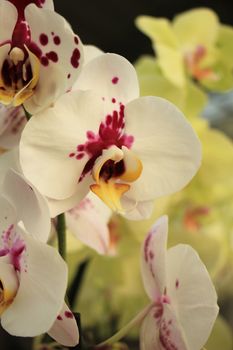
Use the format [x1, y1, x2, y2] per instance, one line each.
[96, 304, 152, 347]
[68, 259, 90, 308]
[57, 213, 66, 261]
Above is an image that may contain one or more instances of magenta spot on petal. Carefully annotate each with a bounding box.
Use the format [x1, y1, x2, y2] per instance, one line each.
[71, 48, 80, 68]
[46, 51, 58, 62]
[69, 153, 75, 158]
[77, 145, 84, 151]
[74, 36, 79, 45]
[39, 33, 48, 46]
[149, 250, 154, 260]
[53, 36, 61, 45]
[41, 56, 49, 66]
[112, 77, 119, 84]
[65, 311, 74, 319]
[76, 153, 84, 160]
[106, 115, 112, 125]
[87, 131, 95, 140]
[144, 233, 152, 262]
[57, 315, 62, 320]
[51, 31, 54, 36]
[112, 98, 116, 103]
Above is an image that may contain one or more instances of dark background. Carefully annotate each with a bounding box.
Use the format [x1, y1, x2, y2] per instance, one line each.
[1, 1, 233, 349]
[55, 0, 233, 62]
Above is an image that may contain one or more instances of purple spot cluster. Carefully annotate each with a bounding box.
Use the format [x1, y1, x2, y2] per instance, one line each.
[0, 225, 27, 272]
[69, 103, 134, 182]
[159, 318, 178, 350]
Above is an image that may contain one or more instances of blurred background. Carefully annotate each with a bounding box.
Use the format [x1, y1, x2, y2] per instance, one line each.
[1, 1, 233, 349]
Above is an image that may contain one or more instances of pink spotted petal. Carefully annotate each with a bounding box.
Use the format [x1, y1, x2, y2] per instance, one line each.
[77, 53, 139, 104]
[140, 304, 188, 350]
[0, 106, 26, 149]
[140, 307, 160, 350]
[48, 303, 79, 347]
[141, 216, 168, 301]
[166, 244, 219, 350]
[24, 4, 83, 114]
[1, 225, 68, 337]
[20, 90, 114, 200]
[66, 192, 111, 255]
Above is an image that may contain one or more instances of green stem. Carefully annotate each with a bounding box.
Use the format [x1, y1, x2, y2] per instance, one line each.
[23, 106, 32, 121]
[57, 213, 66, 261]
[96, 304, 152, 348]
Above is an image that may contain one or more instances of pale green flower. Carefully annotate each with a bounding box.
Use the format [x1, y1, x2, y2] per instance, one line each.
[136, 8, 233, 92]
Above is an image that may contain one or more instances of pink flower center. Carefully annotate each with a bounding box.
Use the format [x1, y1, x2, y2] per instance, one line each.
[0, 224, 26, 272]
[184, 45, 215, 81]
[69, 103, 134, 182]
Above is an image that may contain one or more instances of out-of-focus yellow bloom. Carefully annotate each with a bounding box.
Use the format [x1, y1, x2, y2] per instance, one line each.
[136, 8, 233, 92]
[135, 55, 207, 119]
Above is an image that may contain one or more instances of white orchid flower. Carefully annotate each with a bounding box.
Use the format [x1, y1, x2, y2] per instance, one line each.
[20, 53, 201, 219]
[0, 0, 83, 113]
[0, 168, 79, 345]
[140, 216, 218, 350]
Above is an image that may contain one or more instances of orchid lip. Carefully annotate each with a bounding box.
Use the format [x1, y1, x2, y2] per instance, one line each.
[0, 46, 40, 106]
[90, 146, 143, 212]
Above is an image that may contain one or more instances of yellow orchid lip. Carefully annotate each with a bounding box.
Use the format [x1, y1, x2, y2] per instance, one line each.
[0, 264, 19, 316]
[0, 45, 40, 106]
[90, 146, 143, 213]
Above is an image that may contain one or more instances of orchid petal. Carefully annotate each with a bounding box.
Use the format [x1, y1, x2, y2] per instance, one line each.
[158, 303, 188, 350]
[0, 148, 21, 186]
[0, 195, 17, 233]
[167, 244, 219, 350]
[141, 216, 168, 300]
[24, 4, 83, 113]
[122, 197, 154, 221]
[48, 303, 79, 347]
[156, 44, 185, 87]
[66, 192, 111, 255]
[2, 169, 51, 242]
[83, 45, 103, 65]
[173, 8, 219, 49]
[0, 1, 17, 44]
[217, 25, 233, 68]
[136, 16, 178, 48]
[0, 107, 26, 149]
[20, 90, 111, 200]
[1, 226, 68, 337]
[140, 307, 160, 350]
[124, 96, 201, 202]
[77, 53, 139, 104]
